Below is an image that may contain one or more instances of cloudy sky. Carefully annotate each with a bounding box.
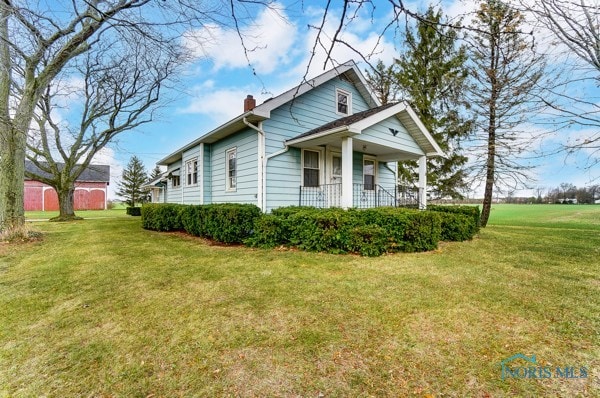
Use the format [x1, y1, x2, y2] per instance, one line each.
[91, 0, 598, 199]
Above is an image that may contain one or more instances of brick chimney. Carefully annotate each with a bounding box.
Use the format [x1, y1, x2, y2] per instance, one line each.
[244, 95, 256, 112]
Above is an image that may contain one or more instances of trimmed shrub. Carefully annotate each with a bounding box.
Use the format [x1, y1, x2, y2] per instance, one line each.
[348, 225, 388, 257]
[141, 203, 185, 231]
[244, 214, 289, 248]
[248, 206, 443, 255]
[126, 206, 141, 216]
[428, 205, 480, 232]
[287, 208, 353, 254]
[203, 203, 261, 243]
[437, 212, 476, 242]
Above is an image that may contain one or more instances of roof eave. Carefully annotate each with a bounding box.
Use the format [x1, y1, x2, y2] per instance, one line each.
[157, 110, 269, 165]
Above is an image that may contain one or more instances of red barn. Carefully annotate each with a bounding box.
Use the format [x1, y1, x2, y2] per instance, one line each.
[24, 161, 110, 211]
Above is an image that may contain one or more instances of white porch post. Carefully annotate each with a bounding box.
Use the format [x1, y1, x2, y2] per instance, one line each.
[341, 136, 353, 209]
[418, 155, 427, 210]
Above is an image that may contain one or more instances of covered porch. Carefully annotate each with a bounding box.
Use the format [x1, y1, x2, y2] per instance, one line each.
[286, 102, 442, 210]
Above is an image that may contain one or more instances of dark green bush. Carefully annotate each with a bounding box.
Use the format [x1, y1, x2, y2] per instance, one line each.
[428, 205, 480, 232]
[203, 203, 261, 243]
[141, 203, 185, 231]
[348, 225, 388, 257]
[248, 206, 443, 255]
[437, 212, 476, 241]
[287, 208, 353, 254]
[244, 214, 289, 248]
[126, 206, 141, 216]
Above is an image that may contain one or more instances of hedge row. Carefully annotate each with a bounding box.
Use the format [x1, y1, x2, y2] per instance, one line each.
[142, 204, 479, 257]
[141, 203, 261, 243]
[246, 207, 443, 256]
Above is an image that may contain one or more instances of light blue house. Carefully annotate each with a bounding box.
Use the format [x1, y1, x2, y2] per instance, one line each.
[145, 61, 443, 212]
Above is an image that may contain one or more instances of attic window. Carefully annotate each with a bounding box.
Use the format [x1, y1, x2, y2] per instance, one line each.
[336, 89, 351, 115]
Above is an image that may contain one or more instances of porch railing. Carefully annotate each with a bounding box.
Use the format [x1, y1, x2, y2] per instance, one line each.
[299, 183, 407, 208]
[298, 183, 342, 208]
[353, 183, 397, 208]
[396, 184, 419, 207]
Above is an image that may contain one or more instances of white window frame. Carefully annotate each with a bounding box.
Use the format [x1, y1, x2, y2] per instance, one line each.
[186, 158, 198, 186]
[301, 148, 324, 188]
[363, 156, 377, 191]
[171, 175, 181, 188]
[226, 148, 237, 191]
[335, 88, 352, 116]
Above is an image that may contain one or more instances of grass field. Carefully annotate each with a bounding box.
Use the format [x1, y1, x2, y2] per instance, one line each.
[1, 205, 598, 396]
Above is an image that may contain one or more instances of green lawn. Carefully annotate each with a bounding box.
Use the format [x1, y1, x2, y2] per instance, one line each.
[1, 205, 598, 396]
[25, 208, 128, 221]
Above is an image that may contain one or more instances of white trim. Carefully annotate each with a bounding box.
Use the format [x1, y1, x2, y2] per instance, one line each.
[225, 147, 237, 192]
[335, 88, 352, 116]
[199, 143, 204, 204]
[327, 150, 342, 184]
[341, 137, 353, 209]
[185, 157, 199, 186]
[362, 155, 377, 190]
[418, 156, 427, 210]
[301, 148, 324, 188]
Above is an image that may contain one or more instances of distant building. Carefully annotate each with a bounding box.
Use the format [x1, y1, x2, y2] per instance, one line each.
[24, 161, 110, 211]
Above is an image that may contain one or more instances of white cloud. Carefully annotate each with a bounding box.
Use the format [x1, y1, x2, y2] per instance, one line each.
[182, 3, 298, 75]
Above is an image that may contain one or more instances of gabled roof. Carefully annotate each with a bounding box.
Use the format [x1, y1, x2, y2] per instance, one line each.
[157, 60, 380, 165]
[286, 102, 444, 157]
[25, 160, 110, 183]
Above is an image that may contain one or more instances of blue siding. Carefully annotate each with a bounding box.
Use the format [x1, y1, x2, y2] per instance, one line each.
[378, 161, 397, 193]
[203, 144, 212, 204]
[264, 76, 372, 212]
[181, 146, 202, 204]
[166, 160, 182, 203]
[265, 148, 301, 211]
[361, 116, 424, 155]
[211, 128, 258, 205]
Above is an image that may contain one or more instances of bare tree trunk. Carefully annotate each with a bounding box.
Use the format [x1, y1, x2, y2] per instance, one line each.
[54, 186, 81, 221]
[0, 123, 26, 231]
[480, 127, 495, 227]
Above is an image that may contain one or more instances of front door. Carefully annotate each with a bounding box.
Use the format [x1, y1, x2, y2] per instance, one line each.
[328, 152, 342, 207]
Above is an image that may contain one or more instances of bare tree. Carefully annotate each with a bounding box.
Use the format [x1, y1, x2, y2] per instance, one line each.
[26, 39, 175, 220]
[0, 0, 272, 233]
[467, 0, 547, 227]
[524, 0, 600, 163]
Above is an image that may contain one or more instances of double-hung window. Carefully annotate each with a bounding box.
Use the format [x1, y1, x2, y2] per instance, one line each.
[303, 150, 320, 187]
[186, 159, 198, 185]
[171, 175, 181, 188]
[226, 148, 237, 190]
[336, 89, 351, 115]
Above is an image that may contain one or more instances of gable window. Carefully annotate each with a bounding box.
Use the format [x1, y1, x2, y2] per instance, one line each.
[186, 158, 198, 185]
[303, 149, 320, 187]
[336, 89, 351, 115]
[363, 158, 376, 190]
[226, 148, 236, 191]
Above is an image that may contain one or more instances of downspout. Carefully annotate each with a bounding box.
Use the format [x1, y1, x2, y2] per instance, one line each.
[181, 151, 184, 204]
[199, 143, 204, 205]
[243, 117, 266, 212]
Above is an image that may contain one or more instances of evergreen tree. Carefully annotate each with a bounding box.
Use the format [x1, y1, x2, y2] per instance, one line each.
[365, 60, 398, 105]
[150, 165, 163, 180]
[117, 156, 148, 207]
[393, 6, 472, 199]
